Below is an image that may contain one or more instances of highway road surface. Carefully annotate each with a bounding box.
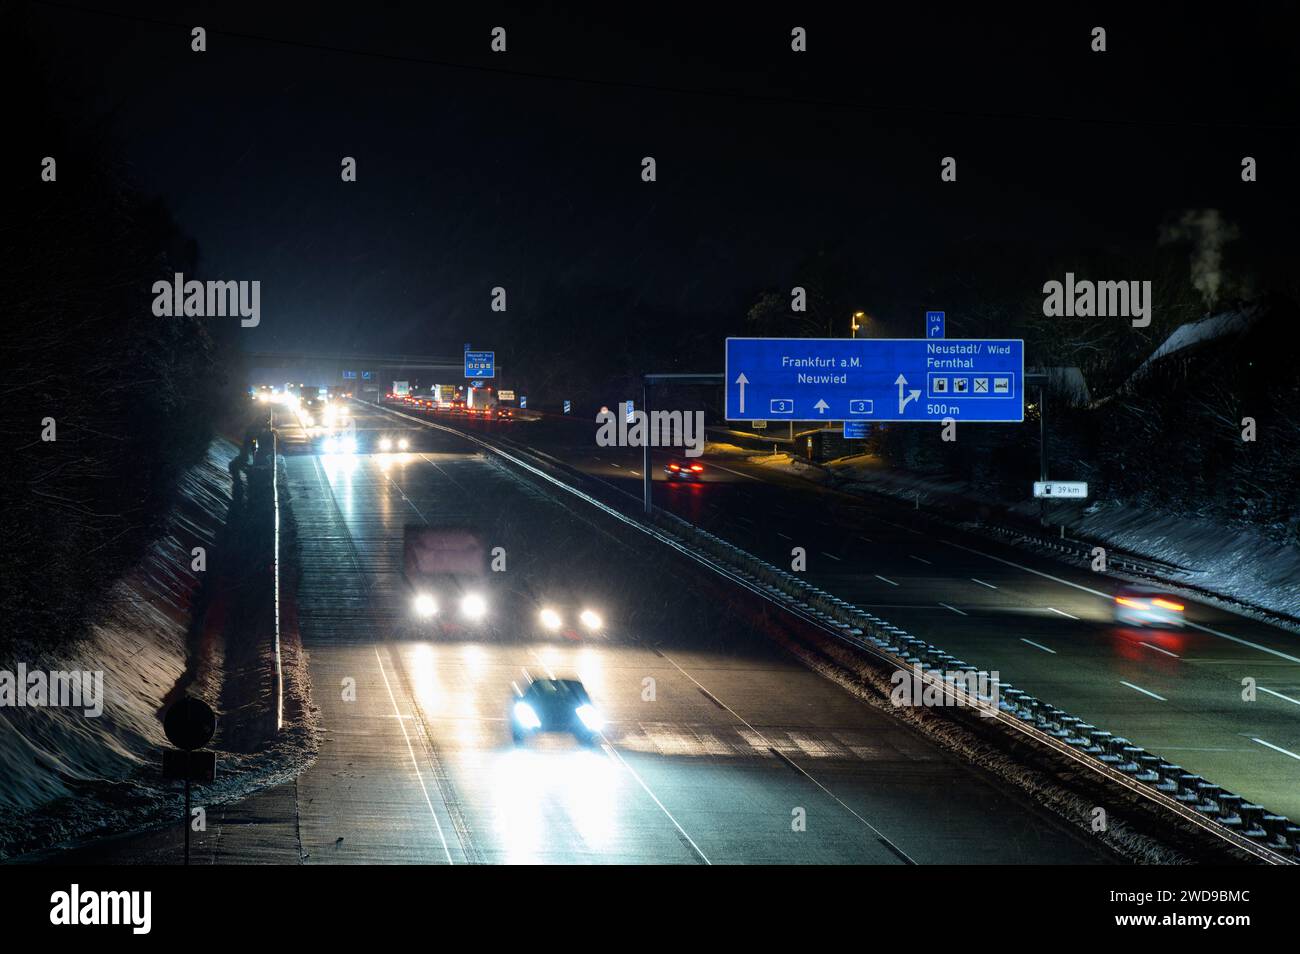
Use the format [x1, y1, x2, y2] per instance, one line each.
[34, 404, 1114, 864]
[479, 408, 1300, 825]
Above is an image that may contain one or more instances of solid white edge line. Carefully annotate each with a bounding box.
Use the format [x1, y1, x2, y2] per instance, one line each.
[374, 647, 455, 864]
[598, 742, 713, 864]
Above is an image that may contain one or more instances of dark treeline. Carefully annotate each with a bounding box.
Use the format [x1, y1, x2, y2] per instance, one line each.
[1, 6, 235, 652]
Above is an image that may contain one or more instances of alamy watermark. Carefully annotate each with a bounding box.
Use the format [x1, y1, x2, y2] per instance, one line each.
[890, 664, 1000, 717]
[1042, 272, 1150, 327]
[0, 664, 103, 717]
[596, 402, 704, 457]
[152, 272, 260, 327]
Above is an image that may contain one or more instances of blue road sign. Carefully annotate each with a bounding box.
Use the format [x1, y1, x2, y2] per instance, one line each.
[342, 370, 357, 379]
[464, 350, 495, 378]
[725, 337, 1023, 423]
[926, 311, 945, 338]
[563, 400, 571, 414]
[519, 395, 527, 409]
[843, 421, 871, 439]
[362, 371, 373, 380]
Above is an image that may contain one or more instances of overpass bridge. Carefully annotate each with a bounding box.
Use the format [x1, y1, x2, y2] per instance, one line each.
[245, 351, 507, 391]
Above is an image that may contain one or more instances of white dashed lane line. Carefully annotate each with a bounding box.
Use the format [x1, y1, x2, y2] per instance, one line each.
[1253, 738, 1300, 762]
[939, 603, 967, 616]
[909, 555, 932, 565]
[821, 551, 841, 561]
[970, 578, 998, 590]
[1120, 681, 1167, 701]
[1020, 638, 1056, 655]
[1140, 642, 1180, 659]
[875, 575, 899, 587]
[1259, 687, 1300, 707]
[1046, 607, 1078, 620]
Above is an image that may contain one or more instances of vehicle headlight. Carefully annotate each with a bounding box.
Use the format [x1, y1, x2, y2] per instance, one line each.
[575, 704, 604, 732]
[301, 415, 314, 427]
[579, 609, 602, 631]
[413, 593, 438, 617]
[323, 437, 339, 453]
[341, 436, 358, 455]
[379, 437, 393, 451]
[398, 438, 409, 450]
[539, 607, 562, 631]
[513, 701, 541, 730]
[460, 593, 487, 621]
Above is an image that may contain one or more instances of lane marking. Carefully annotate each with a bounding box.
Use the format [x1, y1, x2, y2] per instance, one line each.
[777, 531, 792, 540]
[970, 578, 998, 590]
[821, 551, 842, 561]
[1260, 686, 1300, 707]
[374, 647, 455, 864]
[909, 555, 932, 565]
[1252, 738, 1300, 762]
[1140, 642, 1180, 659]
[1020, 638, 1056, 655]
[1120, 680, 1167, 701]
[939, 602, 967, 616]
[858, 535, 874, 544]
[939, 538, 1300, 666]
[598, 743, 712, 864]
[1045, 606, 1078, 620]
[654, 649, 914, 864]
[705, 461, 764, 482]
[875, 574, 899, 587]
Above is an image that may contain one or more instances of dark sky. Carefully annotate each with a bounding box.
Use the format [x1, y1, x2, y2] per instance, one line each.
[23, 1, 1300, 355]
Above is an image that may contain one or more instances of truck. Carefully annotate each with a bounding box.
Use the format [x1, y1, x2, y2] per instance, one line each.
[402, 526, 490, 626]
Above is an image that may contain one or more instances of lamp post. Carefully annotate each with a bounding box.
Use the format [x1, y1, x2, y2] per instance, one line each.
[851, 310, 865, 337]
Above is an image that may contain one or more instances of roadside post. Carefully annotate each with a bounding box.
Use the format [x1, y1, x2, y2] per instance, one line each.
[162, 697, 218, 866]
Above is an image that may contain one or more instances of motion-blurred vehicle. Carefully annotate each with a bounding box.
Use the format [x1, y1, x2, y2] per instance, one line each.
[1113, 586, 1186, 628]
[377, 435, 411, 452]
[663, 459, 704, 481]
[297, 397, 326, 430]
[403, 525, 490, 626]
[534, 603, 605, 639]
[510, 677, 604, 745]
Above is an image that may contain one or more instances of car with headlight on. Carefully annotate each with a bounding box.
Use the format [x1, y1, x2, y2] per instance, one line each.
[534, 604, 605, 639]
[297, 397, 326, 430]
[403, 525, 490, 629]
[1113, 586, 1186, 629]
[510, 677, 605, 745]
[377, 435, 411, 452]
[663, 459, 704, 481]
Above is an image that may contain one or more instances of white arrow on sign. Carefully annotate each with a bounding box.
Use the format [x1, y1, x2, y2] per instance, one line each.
[814, 398, 829, 414]
[895, 374, 921, 414]
[735, 372, 749, 414]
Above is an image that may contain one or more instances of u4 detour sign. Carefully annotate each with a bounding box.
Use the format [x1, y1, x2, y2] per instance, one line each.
[725, 337, 1024, 422]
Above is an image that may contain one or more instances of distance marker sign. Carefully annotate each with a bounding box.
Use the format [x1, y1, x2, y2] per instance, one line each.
[725, 337, 1024, 423]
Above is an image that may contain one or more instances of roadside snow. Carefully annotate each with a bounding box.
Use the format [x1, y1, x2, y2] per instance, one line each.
[0, 438, 317, 860]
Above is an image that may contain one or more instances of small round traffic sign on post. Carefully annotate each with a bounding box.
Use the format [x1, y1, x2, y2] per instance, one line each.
[163, 697, 216, 751]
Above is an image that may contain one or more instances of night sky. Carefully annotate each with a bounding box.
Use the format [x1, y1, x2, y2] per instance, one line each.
[22, 1, 1300, 357]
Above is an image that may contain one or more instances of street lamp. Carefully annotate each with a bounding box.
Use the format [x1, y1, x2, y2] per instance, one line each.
[850, 311, 865, 337]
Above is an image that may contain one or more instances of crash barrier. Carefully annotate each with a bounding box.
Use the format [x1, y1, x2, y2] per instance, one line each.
[368, 397, 1296, 863]
[638, 504, 1297, 863]
[270, 424, 283, 732]
[984, 522, 1181, 577]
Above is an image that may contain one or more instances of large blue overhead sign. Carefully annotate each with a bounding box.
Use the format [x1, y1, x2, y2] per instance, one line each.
[464, 350, 495, 378]
[725, 337, 1024, 423]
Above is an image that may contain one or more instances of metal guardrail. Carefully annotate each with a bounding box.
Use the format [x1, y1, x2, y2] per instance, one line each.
[369, 398, 1297, 864]
[270, 416, 283, 732]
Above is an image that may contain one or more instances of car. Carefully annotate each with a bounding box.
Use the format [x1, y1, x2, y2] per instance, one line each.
[663, 459, 704, 481]
[297, 397, 326, 429]
[510, 677, 605, 746]
[1113, 586, 1186, 628]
